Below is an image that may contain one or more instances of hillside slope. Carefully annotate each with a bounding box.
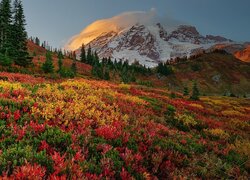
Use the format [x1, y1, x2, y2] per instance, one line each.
[143, 52, 250, 95]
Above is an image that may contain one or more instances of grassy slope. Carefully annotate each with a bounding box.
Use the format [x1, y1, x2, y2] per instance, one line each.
[144, 53, 250, 96]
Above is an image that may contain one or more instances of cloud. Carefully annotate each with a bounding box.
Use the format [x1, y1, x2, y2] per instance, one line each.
[65, 8, 184, 50]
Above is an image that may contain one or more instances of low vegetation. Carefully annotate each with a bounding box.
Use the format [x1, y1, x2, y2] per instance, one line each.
[0, 72, 248, 179]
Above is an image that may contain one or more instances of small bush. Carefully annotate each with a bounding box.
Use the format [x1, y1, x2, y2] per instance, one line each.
[59, 67, 75, 78]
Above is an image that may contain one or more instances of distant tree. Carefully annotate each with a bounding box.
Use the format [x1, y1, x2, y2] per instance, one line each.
[57, 51, 63, 72]
[42, 52, 54, 73]
[93, 51, 99, 65]
[183, 86, 189, 96]
[71, 60, 77, 75]
[104, 69, 110, 80]
[91, 61, 102, 78]
[229, 92, 236, 97]
[35, 37, 40, 46]
[80, 43, 86, 63]
[157, 62, 173, 76]
[87, 45, 92, 64]
[190, 81, 200, 100]
[71, 51, 77, 75]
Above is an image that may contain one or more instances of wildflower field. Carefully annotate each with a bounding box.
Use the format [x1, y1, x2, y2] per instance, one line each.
[0, 72, 249, 179]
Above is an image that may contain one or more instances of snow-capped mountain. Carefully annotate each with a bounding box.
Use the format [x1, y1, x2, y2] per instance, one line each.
[66, 9, 235, 67]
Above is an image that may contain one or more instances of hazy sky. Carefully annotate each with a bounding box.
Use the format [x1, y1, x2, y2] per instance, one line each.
[22, 0, 250, 48]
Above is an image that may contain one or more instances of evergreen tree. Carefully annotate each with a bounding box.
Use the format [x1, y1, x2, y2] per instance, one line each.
[42, 51, 54, 73]
[0, 0, 12, 54]
[71, 60, 77, 75]
[80, 43, 86, 63]
[104, 70, 110, 80]
[157, 62, 173, 76]
[87, 45, 92, 64]
[0, 52, 12, 66]
[12, 0, 30, 67]
[93, 51, 99, 65]
[57, 51, 63, 72]
[91, 61, 102, 78]
[190, 82, 200, 100]
[183, 86, 189, 96]
[35, 37, 40, 46]
[71, 51, 77, 75]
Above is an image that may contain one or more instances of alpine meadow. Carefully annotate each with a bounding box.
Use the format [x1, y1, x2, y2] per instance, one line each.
[0, 0, 249, 179]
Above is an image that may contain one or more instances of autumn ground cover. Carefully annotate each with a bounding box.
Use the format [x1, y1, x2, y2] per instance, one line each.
[0, 72, 249, 179]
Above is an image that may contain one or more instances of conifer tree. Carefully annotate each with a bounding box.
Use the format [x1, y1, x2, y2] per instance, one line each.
[93, 51, 99, 65]
[12, 0, 30, 67]
[57, 51, 63, 72]
[80, 43, 86, 63]
[35, 37, 40, 46]
[104, 70, 110, 80]
[190, 82, 200, 100]
[87, 45, 92, 64]
[71, 51, 77, 75]
[42, 51, 54, 73]
[0, 0, 12, 54]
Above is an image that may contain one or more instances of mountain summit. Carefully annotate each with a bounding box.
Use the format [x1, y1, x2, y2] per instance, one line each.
[66, 9, 233, 67]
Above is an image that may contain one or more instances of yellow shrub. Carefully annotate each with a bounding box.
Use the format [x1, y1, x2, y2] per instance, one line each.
[119, 83, 131, 90]
[231, 139, 250, 158]
[176, 113, 197, 127]
[189, 103, 204, 109]
[205, 128, 230, 140]
[31, 80, 124, 126]
[222, 110, 244, 117]
[227, 119, 250, 130]
[0, 80, 24, 91]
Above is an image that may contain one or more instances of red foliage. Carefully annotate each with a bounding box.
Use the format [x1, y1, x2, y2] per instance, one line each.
[14, 110, 21, 121]
[120, 167, 132, 180]
[0, 72, 45, 84]
[51, 152, 67, 175]
[95, 121, 123, 140]
[11, 163, 46, 180]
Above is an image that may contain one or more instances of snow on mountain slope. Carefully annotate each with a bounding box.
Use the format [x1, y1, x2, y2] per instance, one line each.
[65, 8, 160, 50]
[66, 9, 233, 67]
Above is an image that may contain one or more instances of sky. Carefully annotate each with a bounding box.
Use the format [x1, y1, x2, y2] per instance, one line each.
[22, 0, 250, 49]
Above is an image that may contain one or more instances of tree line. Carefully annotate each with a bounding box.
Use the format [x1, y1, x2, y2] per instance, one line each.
[0, 0, 30, 67]
[79, 44, 152, 83]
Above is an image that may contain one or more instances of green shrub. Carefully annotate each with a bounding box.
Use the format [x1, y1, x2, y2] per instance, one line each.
[0, 144, 34, 174]
[39, 127, 72, 152]
[59, 67, 75, 78]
